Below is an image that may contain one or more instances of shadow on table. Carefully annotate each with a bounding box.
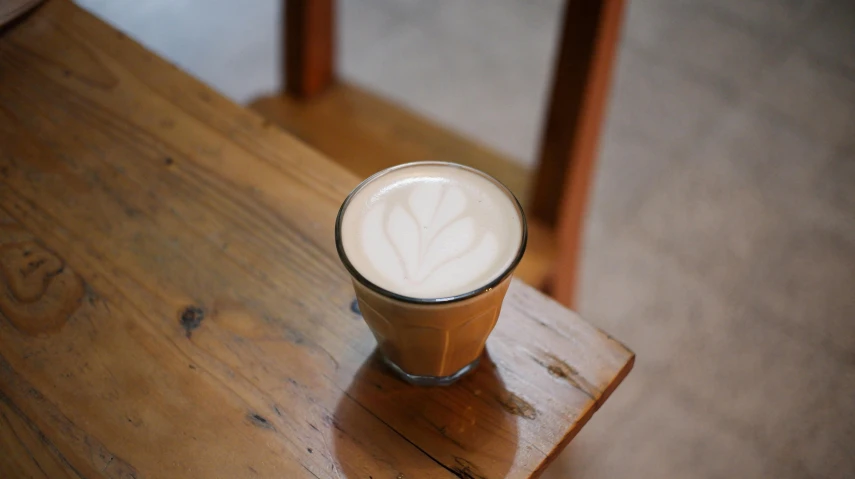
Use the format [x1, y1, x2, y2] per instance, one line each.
[332, 349, 519, 478]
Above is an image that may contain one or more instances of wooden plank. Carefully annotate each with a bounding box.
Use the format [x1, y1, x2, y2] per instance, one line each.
[285, 0, 335, 98]
[250, 83, 533, 209]
[0, 2, 634, 478]
[530, 0, 626, 307]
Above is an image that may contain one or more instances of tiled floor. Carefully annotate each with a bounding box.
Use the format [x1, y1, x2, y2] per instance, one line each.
[76, 0, 855, 477]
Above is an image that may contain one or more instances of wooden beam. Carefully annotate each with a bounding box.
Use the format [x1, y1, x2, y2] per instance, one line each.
[532, 0, 626, 307]
[284, 0, 335, 98]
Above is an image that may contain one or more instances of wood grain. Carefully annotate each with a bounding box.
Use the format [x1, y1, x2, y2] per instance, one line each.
[0, 2, 634, 478]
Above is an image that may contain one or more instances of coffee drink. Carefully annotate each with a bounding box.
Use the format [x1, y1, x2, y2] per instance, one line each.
[339, 163, 523, 299]
[336, 162, 526, 385]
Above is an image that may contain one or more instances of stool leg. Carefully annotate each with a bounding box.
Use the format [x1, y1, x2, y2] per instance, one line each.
[530, 0, 626, 308]
[284, 0, 335, 99]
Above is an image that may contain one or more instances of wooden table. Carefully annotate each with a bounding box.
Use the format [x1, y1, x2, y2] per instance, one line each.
[0, 2, 634, 477]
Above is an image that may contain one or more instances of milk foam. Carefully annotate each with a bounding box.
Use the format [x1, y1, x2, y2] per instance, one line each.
[340, 164, 524, 299]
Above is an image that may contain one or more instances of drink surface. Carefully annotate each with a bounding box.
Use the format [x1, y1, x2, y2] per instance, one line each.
[340, 163, 524, 299]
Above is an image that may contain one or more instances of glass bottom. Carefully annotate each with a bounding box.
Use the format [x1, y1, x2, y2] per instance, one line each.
[382, 356, 481, 386]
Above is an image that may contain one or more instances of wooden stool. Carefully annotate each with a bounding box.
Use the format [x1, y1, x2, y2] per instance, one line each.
[250, 0, 626, 309]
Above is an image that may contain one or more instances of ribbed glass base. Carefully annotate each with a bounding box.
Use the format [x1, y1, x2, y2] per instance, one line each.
[382, 356, 481, 386]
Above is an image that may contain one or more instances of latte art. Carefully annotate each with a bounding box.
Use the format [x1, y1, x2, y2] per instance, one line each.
[364, 184, 498, 291]
[339, 163, 524, 299]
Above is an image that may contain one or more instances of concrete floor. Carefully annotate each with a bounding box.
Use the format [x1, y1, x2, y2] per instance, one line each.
[76, 0, 855, 477]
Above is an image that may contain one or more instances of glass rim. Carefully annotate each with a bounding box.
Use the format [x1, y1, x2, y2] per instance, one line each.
[334, 161, 528, 305]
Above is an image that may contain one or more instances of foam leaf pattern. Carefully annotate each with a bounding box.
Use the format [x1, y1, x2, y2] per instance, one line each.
[362, 203, 404, 283]
[363, 184, 499, 297]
